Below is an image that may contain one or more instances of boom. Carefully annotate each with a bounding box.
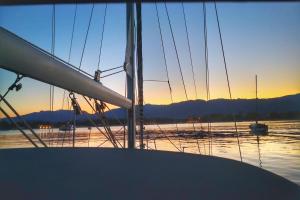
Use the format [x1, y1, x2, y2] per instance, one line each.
[0, 27, 131, 109]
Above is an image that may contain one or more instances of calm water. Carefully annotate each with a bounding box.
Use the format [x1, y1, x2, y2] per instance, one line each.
[0, 120, 299, 185]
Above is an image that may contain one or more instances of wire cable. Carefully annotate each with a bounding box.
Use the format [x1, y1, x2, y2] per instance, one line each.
[79, 3, 95, 70]
[51, 4, 56, 112]
[100, 69, 124, 78]
[164, 3, 189, 100]
[144, 79, 168, 83]
[153, 121, 182, 152]
[50, 4, 56, 114]
[181, 3, 198, 99]
[0, 107, 38, 148]
[82, 96, 122, 148]
[49, 3, 56, 146]
[68, 3, 78, 63]
[101, 65, 123, 73]
[60, 4, 78, 146]
[97, 3, 108, 70]
[155, 3, 174, 102]
[155, 3, 182, 150]
[202, 2, 211, 155]
[214, 1, 242, 162]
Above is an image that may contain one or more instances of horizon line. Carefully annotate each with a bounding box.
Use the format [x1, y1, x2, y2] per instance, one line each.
[2, 92, 297, 118]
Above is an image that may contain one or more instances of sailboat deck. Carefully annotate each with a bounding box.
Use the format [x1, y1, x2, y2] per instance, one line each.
[0, 148, 299, 200]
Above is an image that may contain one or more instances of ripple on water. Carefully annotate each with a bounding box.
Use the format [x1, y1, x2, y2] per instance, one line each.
[0, 120, 299, 185]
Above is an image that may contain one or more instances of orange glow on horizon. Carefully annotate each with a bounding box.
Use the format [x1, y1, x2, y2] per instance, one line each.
[1, 90, 299, 118]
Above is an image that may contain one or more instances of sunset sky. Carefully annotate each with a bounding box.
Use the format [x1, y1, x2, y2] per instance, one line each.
[0, 2, 299, 116]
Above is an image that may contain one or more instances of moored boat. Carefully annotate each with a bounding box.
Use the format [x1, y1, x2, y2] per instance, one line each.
[250, 123, 268, 135]
[250, 75, 268, 135]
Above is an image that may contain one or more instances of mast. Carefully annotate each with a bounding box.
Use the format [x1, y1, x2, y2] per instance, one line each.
[255, 74, 258, 124]
[136, 1, 144, 149]
[126, 2, 136, 149]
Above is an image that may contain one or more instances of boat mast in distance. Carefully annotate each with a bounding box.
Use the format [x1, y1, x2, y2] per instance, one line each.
[250, 74, 268, 135]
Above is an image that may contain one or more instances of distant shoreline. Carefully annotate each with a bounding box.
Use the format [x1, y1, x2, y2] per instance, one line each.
[1, 118, 299, 131]
[1, 93, 299, 130]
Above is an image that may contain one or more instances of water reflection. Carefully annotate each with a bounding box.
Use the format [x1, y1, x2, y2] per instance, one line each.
[0, 120, 299, 185]
[256, 136, 262, 168]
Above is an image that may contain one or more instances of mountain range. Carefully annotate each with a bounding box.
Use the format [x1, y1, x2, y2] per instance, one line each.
[1, 93, 299, 124]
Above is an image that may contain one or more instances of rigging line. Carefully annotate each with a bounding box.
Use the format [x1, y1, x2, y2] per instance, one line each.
[196, 139, 201, 154]
[52, 5, 56, 113]
[101, 65, 123, 73]
[112, 126, 124, 136]
[49, 3, 56, 146]
[57, 1, 76, 141]
[97, 107, 124, 148]
[203, 4, 211, 102]
[0, 74, 24, 103]
[61, 91, 79, 145]
[0, 107, 38, 147]
[51, 3, 56, 57]
[123, 77, 127, 148]
[203, 2, 210, 155]
[97, 3, 108, 70]
[203, 3, 210, 102]
[181, 2, 198, 99]
[164, 2, 189, 100]
[165, 3, 198, 136]
[100, 69, 124, 78]
[88, 127, 91, 147]
[79, 3, 95, 70]
[214, 2, 231, 99]
[61, 90, 65, 110]
[68, 3, 78, 63]
[96, 105, 124, 148]
[144, 80, 168, 83]
[62, 98, 72, 147]
[97, 139, 109, 147]
[155, 3, 181, 146]
[155, 3, 173, 102]
[103, 104, 126, 127]
[82, 96, 122, 148]
[49, 84, 51, 112]
[49, 4, 54, 114]
[1, 94, 48, 147]
[51, 4, 56, 111]
[155, 122, 182, 152]
[153, 137, 157, 150]
[214, 1, 242, 162]
[61, 129, 65, 147]
[81, 98, 118, 148]
[144, 96, 182, 152]
[72, 107, 76, 147]
[49, 4, 56, 118]
[62, 3, 77, 113]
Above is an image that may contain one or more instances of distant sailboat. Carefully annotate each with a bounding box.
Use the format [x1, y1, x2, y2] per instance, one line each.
[249, 75, 268, 135]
